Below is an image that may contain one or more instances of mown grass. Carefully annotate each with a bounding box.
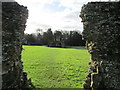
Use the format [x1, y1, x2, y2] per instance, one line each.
[22, 46, 90, 88]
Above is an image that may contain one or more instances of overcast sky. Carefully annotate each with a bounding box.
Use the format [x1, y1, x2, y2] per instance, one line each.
[14, 0, 114, 34]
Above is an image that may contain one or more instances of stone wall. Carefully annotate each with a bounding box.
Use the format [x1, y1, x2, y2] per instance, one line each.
[80, 2, 120, 89]
[2, 2, 28, 89]
[0, 2, 2, 89]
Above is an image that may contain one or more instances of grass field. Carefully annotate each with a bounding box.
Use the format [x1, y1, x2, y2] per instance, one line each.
[22, 46, 90, 88]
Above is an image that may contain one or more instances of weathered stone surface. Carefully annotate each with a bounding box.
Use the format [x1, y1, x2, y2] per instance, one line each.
[80, 2, 120, 89]
[0, 2, 2, 89]
[2, 2, 29, 89]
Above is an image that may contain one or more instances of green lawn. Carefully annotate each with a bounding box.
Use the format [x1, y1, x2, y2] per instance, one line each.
[22, 46, 90, 88]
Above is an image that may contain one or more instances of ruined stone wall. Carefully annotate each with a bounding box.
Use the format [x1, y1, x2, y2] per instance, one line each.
[0, 2, 2, 89]
[2, 2, 28, 89]
[80, 2, 120, 89]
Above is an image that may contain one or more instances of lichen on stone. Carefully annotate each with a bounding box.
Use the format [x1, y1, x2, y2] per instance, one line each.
[2, 2, 29, 89]
[80, 2, 120, 89]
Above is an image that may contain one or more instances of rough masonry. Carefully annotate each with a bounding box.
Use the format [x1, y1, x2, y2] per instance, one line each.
[80, 2, 120, 89]
[0, 1, 2, 89]
[2, 2, 28, 89]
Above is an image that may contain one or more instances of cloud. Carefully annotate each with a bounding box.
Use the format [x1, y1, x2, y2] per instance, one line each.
[43, 1, 67, 13]
[0, 0, 15, 2]
[2, 0, 118, 34]
[16, 0, 105, 34]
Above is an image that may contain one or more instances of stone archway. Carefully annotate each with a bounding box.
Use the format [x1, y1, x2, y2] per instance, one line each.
[1, 1, 120, 89]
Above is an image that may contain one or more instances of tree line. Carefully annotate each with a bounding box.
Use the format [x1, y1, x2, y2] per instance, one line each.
[23, 28, 85, 47]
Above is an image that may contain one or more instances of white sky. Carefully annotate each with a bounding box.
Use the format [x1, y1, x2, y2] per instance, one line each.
[14, 0, 117, 34]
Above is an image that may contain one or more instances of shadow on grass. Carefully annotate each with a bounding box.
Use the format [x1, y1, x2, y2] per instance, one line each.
[23, 45, 87, 50]
[64, 46, 86, 50]
[25, 82, 36, 90]
[26, 85, 84, 90]
[48, 46, 87, 50]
